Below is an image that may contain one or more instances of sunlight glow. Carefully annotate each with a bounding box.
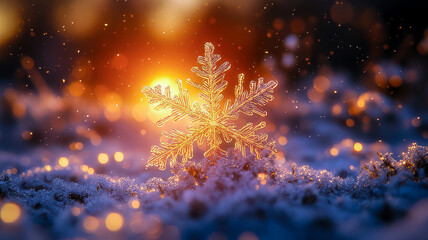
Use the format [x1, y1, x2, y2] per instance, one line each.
[147, 77, 179, 124]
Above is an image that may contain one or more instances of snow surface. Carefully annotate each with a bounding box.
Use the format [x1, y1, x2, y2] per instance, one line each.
[0, 146, 427, 240]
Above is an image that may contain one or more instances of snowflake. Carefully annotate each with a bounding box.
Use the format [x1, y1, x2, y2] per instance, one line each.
[142, 42, 278, 170]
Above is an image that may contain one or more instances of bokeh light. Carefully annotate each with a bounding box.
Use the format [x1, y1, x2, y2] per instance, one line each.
[83, 216, 99, 233]
[105, 212, 124, 232]
[0, 203, 21, 224]
[131, 200, 140, 209]
[354, 142, 363, 152]
[0, 2, 19, 47]
[330, 147, 339, 157]
[98, 153, 109, 164]
[58, 157, 69, 168]
[45, 165, 52, 172]
[114, 152, 124, 162]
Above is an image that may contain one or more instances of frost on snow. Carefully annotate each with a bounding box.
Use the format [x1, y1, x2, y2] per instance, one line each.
[142, 42, 277, 170]
[0, 144, 427, 239]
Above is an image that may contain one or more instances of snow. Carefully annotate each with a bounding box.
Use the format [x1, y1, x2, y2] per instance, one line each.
[0, 146, 427, 239]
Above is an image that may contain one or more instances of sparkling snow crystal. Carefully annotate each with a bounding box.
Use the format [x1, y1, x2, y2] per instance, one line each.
[142, 42, 278, 170]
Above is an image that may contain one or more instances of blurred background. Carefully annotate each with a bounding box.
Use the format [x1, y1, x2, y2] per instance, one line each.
[0, 0, 427, 178]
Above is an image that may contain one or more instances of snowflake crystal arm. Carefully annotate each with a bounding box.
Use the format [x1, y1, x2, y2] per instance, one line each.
[221, 73, 278, 121]
[217, 73, 278, 160]
[188, 43, 230, 119]
[188, 42, 231, 153]
[142, 79, 207, 127]
[220, 122, 277, 159]
[146, 125, 210, 170]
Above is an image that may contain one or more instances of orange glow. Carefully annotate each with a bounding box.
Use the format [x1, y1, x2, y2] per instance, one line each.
[356, 92, 382, 112]
[343, 138, 354, 147]
[279, 125, 289, 134]
[332, 104, 342, 115]
[389, 75, 402, 87]
[411, 117, 421, 127]
[45, 165, 52, 172]
[111, 54, 128, 70]
[4, 89, 26, 118]
[76, 126, 102, 146]
[98, 153, 109, 164]
[1, 203, 21, 223]
[81, 165, 89, 172]
[346, 119, 355, 127]
[75, 142, 84, 150]
[104, 108, 122, 122]
[330, 147, 339, 156]
[278, 136, 288, 146]
[131, 200, 140, 209]
[21, 131, 33, 140]
[348, 105, 362, 116]
[105, 212, 123, 232]
[20, 56, 35, 70]
[308, 88, 324, 103]
[417, 38, 428, 55]
[100, 91, 122, 122]
[54, 0, 106, 38]
[313, 76, 330, 92]
[70, 142, 84, 151]
[0, 2, 19, 47]
[354, 142, 363, 152]
[375, 73, 387, 87]
[144, 0, 200, 39]
[132, 102, 148, 122]
[272, 18, 284, 30]
[257, 173, 267, 185]
[114, 152, 124, 162]
[58, 157, 69, 167]
[71, 65, 89, 79]
[149, 77, 179, 95]
[67, 81, 85, 97]
[71, 207, 81, 216]
[83, 216, 99, 233]
[357, 98, 365, 108]
[276, 152, 285, 163]
[147, 77, 180, 123]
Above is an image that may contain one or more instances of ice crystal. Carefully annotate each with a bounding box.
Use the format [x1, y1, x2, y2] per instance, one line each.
[142, 42, 278, 170]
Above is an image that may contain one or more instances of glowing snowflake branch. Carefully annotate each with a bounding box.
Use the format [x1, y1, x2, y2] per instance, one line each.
[142, 80, 208, 126]
[142, 42, 278, 170]
[220, 123, 276, 159]
[190, 43, 230, 120]
[222, 73, 278, 121]
[147, 125, 210, 170]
